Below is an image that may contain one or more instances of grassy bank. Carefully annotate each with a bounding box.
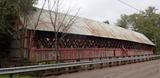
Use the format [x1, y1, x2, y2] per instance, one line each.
[0, 75, 33, 78]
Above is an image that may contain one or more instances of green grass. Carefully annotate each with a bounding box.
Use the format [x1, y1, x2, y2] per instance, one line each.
[0, 75, 33, 78]
[0, 75, 9, 78]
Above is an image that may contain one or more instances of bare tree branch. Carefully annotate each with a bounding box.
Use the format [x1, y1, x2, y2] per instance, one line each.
[47, 0, 80, 62]
[34, 0, 46, 29]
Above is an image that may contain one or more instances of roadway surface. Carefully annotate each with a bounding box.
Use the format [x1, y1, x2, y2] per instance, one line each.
[47, 59, 160, 78]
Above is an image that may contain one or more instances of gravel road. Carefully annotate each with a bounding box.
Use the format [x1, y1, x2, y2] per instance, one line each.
[47, 60, 160, 78]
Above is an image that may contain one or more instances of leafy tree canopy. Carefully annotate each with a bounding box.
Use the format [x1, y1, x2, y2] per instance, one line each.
[104, 20, 110, 24]
[117, 6, 160, 54]
[0, 0, 37, 58]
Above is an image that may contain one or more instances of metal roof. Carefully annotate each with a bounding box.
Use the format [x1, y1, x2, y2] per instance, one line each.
[26, 9, 155, 46]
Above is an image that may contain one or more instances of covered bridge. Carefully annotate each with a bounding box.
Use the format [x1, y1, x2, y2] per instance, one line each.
[10, 9, 155, 63]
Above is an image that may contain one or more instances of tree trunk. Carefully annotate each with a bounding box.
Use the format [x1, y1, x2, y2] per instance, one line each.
[55, 33, 59, 63]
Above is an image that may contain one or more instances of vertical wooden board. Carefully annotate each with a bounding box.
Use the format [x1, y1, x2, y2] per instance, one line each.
[48, 51, 52, 60]
[72, 49, 75, 59]
[104, 49, 107, 57]
[67, 50, 71, 60]
[84, 49, 87, 59]
[98, 48, 101, 57]
[99, 49, 102, 57]
[84, 50, 87, 58]
[59, 50, 64, 60]
[105, 48, 109, 57]
[103, 49, 106, 57]
[82, 49, 85, 59]
[61, 50, 65, 60]
[82, 50, 85, 59]
[81, 49, 83, 59]
[66, 50, 69, 60]
[89, 49, 92, 58]
[81, 49, 84, 59]
[65, 49, 69, 60]
[95, 49, 98, 58]
[72, 50, 76, 60]
[115, 48, 122, 56]
[65, 49, 68, 60]
[72, 49, 75, 60]
[99, 48, 102, 57]
[114, 48, 118, 56]
[87, 49, 90, 58]
[85, 50, 88, 59]
[78, 50, 81, 59]
[65, 50, 68, 60]
[144, 50, 146, 55]
[93, 48, 96, 58]
[92, 49, 94, 58]
[69, 50, 72, 60]
[133, 49, 138, 55]
[130, 49, 134, 56]
[100, 49, 103, 57]
[85, 49, 88, 58]
[107, 48, 112, 57]
[76, 49, 79, 60]
[127, 49, 131, 56]
[83, 50, 89, 58]
[70, 50, 73, 60]
[78, 49, 81, 59]
[76, 49, 79, 59]
[69, 49, 73, 60]
[114, 48, 117, 56]
[75, 49, 78, 59]
[102, 48, 106, 57]
[68, 50, 70, 60]
[62, 50, 65, 60]
[146, 50, 150, 55]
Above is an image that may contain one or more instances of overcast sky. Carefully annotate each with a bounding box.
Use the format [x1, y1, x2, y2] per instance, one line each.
[36, 0, 160, 25]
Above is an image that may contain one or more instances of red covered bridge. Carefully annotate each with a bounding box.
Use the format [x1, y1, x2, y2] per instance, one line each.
[10, 9, 155, 63]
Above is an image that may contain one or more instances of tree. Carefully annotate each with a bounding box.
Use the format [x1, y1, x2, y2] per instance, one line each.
[104, 20, 110, 24]
[17, 0, 45, 61]
[116, 6, 160, 54]
[0, 0, 79, 63]
[47, 0, 79, 62]
[0, 0, 45, 61]
[117, 15, 130, 29]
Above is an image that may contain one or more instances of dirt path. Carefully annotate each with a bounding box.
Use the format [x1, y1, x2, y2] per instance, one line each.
[47, 60, 160, 78]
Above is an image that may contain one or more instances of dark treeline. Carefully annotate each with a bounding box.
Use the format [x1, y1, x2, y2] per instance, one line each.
[0, 0, 37, 58]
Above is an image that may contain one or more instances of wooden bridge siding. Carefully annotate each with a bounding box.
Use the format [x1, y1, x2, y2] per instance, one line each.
[25, 31, 155, 62]
[29, 48, 153, 62]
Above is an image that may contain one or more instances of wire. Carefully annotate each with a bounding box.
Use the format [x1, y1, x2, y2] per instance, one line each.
[118, 0, 141, 12]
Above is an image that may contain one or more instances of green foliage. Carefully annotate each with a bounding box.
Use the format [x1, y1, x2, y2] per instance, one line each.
[0, 0, 37, 58]
[0, 75, 33, 78]
[117, 6, 160, 54]
[104, 20, 110, 24]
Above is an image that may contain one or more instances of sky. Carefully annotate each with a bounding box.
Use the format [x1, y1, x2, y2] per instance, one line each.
[36, 0, 160, 25]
